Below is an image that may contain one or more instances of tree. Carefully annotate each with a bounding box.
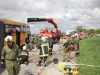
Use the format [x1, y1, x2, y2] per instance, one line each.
[95, 29, 100, 34]
[83, 28, 87, 33]
[76, 26, 83, 32]
[88, 29, 95, 34]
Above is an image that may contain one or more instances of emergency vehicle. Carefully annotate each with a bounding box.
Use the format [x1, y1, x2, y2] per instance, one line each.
[27, 18, 61, 42]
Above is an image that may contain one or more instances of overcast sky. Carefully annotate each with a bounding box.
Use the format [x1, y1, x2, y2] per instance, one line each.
[0, 0, 100, 34]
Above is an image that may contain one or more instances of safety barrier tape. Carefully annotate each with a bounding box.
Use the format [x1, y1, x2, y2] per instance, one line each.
[66, 63, 100, 67]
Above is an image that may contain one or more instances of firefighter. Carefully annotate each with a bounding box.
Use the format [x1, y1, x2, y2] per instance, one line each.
[48, 35, 53, 55]
[25, 36, 32, 51]
[25, 36, 29, 44]
[74, 34, 80, 56]
[0, 35, 20, 75]
[28, 42, 34, 50]
[70, 35, 77, 60]
[30, 34, 34, 44]
[63, 34, 72, 62]
[38, 34, 42, 45]
[34, 35, 38, 47]
[34, 34, 41, 48]
[29, 34, 34, 50]
[18, 45, 29, 65]
[37, 36, 49, 67]
[24, 43, 31, 51]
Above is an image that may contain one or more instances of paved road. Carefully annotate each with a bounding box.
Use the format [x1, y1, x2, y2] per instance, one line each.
[0, 41, 77, 75]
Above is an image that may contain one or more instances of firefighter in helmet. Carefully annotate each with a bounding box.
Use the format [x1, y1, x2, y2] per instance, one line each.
[24, 43, 31, 51]
[63, 33, 72, 62]
[37, 36, 49, 67]
[0, 35, 20, 75]
[48, 35, 53, 55]
[70, 35, 76, 60]
[64, 34, 79, 61]
[34, 35, 38, 48]
[34, 34, 41, 48]
[18, 45, 29, 65]
[74, 34, 80, 56]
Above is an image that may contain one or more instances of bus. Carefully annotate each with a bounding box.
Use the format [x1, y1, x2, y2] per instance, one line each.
[0, 18, 30, 59]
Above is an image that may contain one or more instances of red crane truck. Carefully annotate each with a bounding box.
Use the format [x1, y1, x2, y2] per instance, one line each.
[27, 18, 61, 42]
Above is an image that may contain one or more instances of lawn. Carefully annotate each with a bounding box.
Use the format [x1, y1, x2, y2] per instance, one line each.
[78, 37, 100, 75]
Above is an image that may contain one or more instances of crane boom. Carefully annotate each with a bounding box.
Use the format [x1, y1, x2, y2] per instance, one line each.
[27, 18, 58, 28]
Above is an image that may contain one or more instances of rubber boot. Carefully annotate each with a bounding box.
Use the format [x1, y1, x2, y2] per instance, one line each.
[36, 61, 41, 66]
[63, 60, 66, 62]
[50, 49, 52, 55]
[43, 60, 46, 67]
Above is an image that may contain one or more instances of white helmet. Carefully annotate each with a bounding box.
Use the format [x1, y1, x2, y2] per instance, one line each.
[75, 33, 79, 38]
[39, 34, 41, 36]
[41, 36, 46, 42]
[66, 32, 70, 35]
[72, 35, 75, 38]
[5, 35, 13, 43]
[23, 46, 27, 50]
[75, 33, 78, 36]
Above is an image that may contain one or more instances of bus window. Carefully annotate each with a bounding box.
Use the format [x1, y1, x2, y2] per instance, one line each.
[26, 26, 30, 42]
[27, 27, 30, 33]
[16, 26, 20, 32]
[20, 26, 24, 34]
[23, 26, 27, 33]
[16, 26, 20, 46]
[25, 26, 28, 33]
[5, 25, 12, 37]
[11, 26, 16, 36]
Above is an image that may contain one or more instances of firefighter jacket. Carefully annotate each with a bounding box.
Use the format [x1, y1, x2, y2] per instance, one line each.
[69, 37, 79, 51]
[63, 36, 72, 52]
[18, 49, 29, 64]
[47, 38, 53, 49]
[38, 41, 49, 57]
[20, 50, 29, 56]
[1, 43, 20, 60]
[74, 38, 80, 50]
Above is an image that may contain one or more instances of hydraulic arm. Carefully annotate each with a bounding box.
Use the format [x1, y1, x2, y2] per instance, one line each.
[27, 18, 58, 28]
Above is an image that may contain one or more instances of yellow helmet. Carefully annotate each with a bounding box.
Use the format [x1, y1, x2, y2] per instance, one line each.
[49, 34, 52, 38]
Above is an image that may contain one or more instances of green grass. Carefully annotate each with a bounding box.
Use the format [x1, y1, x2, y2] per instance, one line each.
[78, 37, 100, 75]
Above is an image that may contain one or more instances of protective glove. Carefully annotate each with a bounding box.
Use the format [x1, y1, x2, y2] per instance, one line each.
[76, 51, 79, 56]
[1, 59, 5, 68]
[63, 42, 68, 47]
